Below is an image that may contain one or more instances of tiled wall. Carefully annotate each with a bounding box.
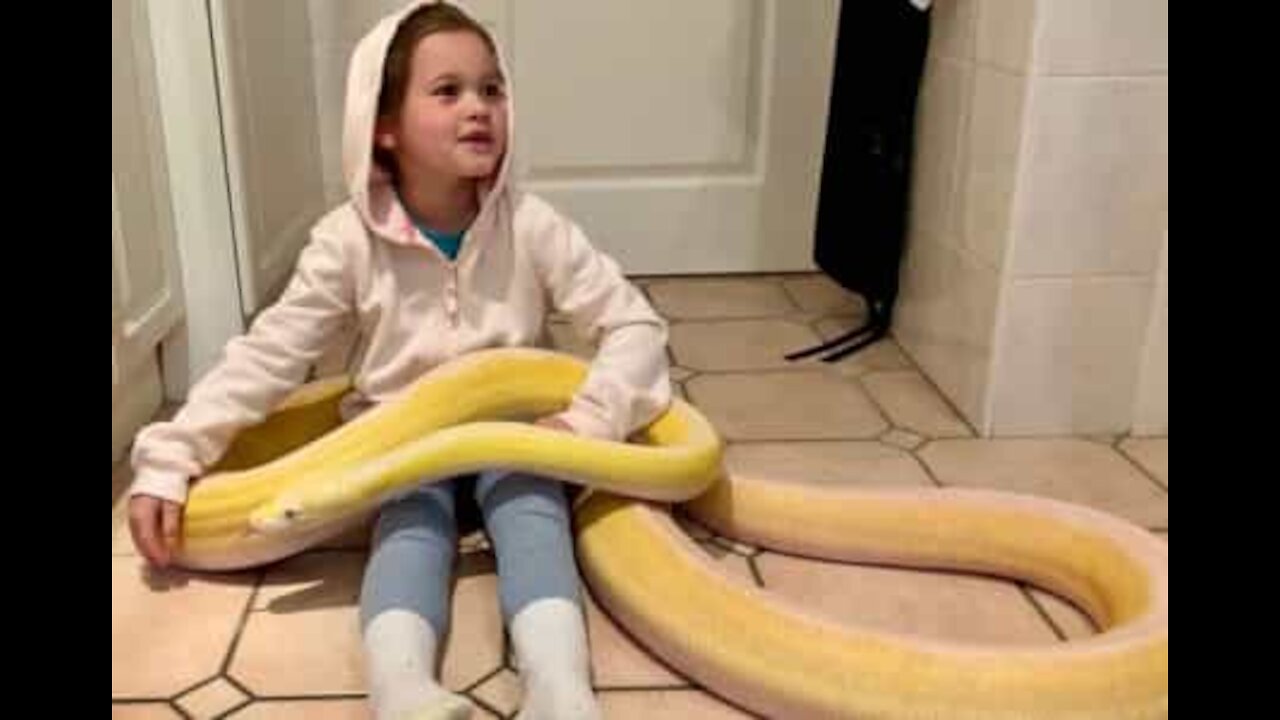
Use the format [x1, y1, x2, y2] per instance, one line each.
[1130, 232, 1168, 436]
[896, 0, 1168, 436]
[895, 0, 1026, 430]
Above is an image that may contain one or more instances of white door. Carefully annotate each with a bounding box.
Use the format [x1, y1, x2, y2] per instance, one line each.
[212, 0, 330, 315]
[112, 0, 185, 462]
[307, 0, 840, 275]
[510, 0, 840, 274]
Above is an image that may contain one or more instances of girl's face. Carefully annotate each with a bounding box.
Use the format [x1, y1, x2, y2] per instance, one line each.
[377, 31, 508, 183]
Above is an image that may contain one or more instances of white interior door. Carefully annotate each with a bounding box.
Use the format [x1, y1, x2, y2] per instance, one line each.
[112, 0, 185, 462]
[509, 0, 840, 274]
[309, 0, 840, 275]
[212, 0, 329, 315]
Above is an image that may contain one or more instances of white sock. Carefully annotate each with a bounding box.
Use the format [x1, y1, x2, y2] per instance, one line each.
[510, 597, 602, 720]
[363, 609, 474, 720]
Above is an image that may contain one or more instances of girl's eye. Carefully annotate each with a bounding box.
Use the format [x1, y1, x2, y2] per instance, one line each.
[484, 83, 506, 99]
[434, 84, 460, 98]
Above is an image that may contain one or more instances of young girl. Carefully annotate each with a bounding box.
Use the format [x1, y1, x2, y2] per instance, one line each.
[127, 3, 671, 718]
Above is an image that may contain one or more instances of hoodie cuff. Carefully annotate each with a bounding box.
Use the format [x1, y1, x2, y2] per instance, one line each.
[128, 469, 191, 505]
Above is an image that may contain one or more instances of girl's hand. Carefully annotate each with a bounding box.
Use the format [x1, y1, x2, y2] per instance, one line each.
[128, 495, 183, 568]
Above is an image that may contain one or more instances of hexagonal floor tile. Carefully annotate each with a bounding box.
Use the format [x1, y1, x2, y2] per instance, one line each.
[880, 428, 926, 451]
[231, 552, 504, 697]
[175, 678, 249, 719]
[861, 371, 972, 438]
[231, 554, 366, 697]
[1027, 588, 1098, 640]
[781, 275, 865, 315]
[1120, 437, 1168, 488]
[111, 704, 183, 719]
[225, 699, 371, 719]
[470, 668, 521, 717]
[583, 591, 687, 689]
[754, 553, 1058, 646]
[919, 439, 1168, 528]
[441, 555, 508, 691]
[598, 688, 758, 719]
[687, 372, 887, 441]
[694, 539, 760, 579]
[725, 441, 932, 488]
[670, 319, 822, 372]
[112, 558, 256, 699]
[647, 278, 795, 320]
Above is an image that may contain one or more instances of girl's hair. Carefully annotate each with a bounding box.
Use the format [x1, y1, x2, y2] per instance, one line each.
[375, 2, 499, 174]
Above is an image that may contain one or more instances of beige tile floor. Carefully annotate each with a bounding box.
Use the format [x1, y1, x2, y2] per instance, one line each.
[112, 274, 1168, 719]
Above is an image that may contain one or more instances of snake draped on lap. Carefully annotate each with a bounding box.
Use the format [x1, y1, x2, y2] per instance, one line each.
[176, 348, 1169, 720]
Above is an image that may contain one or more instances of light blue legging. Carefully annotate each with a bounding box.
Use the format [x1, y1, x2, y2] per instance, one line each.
[359, 470, 582, 637]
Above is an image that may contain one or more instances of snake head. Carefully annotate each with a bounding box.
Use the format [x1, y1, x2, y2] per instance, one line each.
[249, 498, 306, 534]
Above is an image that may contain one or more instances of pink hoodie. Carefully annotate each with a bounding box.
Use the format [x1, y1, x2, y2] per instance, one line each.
[129, 0, 671, 505]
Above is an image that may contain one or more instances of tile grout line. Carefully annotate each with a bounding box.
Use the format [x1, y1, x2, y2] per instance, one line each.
[747, 555, 767, 589]
[1018, 584, 1069, 642]
[184, 671, 262, 718]
[909, 441, 946, 489]
[1113, 440, 1170, 495]
[218, 569, 268, 687]
[214, 696, 255, 720]
[465, 693, 507, 720]
[169, 676, 220, 706]
[771, 275, 805, 315]
[852, 372, 907, 437]
[917, 372, 980, 438]
[462, 665, 507, 694]
[221, 675, 255, 702]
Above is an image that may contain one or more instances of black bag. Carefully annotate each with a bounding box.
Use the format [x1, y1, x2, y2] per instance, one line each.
[788, 0, 931, 363]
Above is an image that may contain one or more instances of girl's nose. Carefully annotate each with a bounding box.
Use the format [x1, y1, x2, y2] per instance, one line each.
[464, 91, 491, 119]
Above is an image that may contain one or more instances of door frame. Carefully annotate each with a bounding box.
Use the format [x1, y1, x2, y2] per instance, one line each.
[144, 0, 246, 400]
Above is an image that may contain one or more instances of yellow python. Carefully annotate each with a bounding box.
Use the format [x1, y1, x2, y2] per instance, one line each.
[177, 348, 1169, 719]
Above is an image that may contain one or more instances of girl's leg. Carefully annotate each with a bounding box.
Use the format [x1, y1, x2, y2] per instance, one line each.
[476, 470, 600, 720]
[360, 480, 473, 720]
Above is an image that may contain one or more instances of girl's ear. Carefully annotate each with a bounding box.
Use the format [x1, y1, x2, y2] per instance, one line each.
[375, 116, 397, 151]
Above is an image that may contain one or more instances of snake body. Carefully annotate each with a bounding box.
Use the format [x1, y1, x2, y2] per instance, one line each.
[176, 348, 1168, 719]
